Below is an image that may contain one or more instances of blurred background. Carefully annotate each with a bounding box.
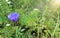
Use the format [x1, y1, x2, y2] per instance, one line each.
[0, 0, 60, 38]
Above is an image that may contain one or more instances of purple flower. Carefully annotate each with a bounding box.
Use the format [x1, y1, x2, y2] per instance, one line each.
[8, 12, 19, 22]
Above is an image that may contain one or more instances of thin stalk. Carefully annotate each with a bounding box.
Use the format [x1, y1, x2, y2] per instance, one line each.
[51, 11, 59, 38]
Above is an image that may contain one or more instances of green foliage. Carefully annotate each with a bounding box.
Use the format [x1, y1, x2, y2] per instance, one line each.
[0, 0, 60, 38]
[20, 9, 40, 25]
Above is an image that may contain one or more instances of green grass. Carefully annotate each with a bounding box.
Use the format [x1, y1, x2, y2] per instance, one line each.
[0, 0, 60, 38]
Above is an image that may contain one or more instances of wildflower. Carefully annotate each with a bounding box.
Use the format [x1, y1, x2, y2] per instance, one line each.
[8, 12, 19, 22]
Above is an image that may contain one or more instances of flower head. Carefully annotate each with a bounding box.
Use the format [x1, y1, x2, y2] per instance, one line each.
[8, 12, 19, 22]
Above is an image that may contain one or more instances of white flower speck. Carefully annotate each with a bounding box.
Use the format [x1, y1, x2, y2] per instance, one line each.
[0, 4, 1, 6]
[5, 0, 11, 4]
[34, 8, 39, 10]
[21, 29, 25, 32]
[7, 1, 11, 4]
[6, 24, 10, 26]
[5, 0, 9, 2]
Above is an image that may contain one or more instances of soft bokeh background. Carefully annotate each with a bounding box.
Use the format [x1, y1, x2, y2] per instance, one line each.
[0, 0, 60, 38]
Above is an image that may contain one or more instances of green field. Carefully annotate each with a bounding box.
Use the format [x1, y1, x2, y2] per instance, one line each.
[0, 0, 60, 38]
